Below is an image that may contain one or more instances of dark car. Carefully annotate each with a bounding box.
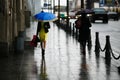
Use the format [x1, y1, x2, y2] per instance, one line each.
[107, 11, 119, 21]
[91, 8, 108, 23]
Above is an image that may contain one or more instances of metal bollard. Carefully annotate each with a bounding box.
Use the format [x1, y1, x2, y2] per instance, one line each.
[69, 22, 71, 32]
[76, 29, 78, 39]
[118, 66, 120, 73]
[73, 23, 75, 35]
[105, 35, 111, 60]
[87, 29, 92, 51]
[95, 32, 100, 56]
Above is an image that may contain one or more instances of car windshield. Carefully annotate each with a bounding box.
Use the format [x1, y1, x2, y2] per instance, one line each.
[93, 8, 105, 11]
[93, 8, 106, 13]
[108, 12, 117, 14]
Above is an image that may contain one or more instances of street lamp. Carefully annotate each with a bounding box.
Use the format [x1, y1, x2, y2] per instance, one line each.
[53, 0, 55, 13]
[58, 0, 60, 23]
[86, 0, 92, 9]
[81, 0, 84, 9]
[66, 0, 69, 27]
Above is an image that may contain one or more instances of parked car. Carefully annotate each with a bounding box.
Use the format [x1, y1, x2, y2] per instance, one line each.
[91, 8, 108, 23]
[107, 11, 119, 21]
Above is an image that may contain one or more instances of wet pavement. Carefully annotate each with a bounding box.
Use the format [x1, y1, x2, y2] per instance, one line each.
[0, 19, 120, 80]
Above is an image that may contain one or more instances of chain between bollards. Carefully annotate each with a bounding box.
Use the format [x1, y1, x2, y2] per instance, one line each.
[95, 32, 120, 60]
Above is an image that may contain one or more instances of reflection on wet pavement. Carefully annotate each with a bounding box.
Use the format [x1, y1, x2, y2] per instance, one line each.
[0, 21, 120, 80]
[34, 22, 120, 80]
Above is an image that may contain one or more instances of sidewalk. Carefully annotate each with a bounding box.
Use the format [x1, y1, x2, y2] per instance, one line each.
[26, 20, 120, 80]
[0, 20, 120, 80]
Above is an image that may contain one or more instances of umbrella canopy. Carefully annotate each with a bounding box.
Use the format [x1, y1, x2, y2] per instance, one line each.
[34, 11, 58, 22]
[75, 9, 94, 15]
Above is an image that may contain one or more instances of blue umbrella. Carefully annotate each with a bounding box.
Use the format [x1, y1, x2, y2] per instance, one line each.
[34, 11, 57, 22]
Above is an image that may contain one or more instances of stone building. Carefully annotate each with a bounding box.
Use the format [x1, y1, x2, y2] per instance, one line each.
[0, 0, 25, 56]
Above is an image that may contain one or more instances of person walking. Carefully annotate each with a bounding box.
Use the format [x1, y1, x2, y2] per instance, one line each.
[77, 14, 92, 55]
[36, 21, 50, 56]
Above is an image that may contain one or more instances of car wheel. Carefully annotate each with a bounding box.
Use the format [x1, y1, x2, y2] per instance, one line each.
[106, 20, 108, 23]
[106, 19, 108, 23]
[103, 20, 108, 23]
[92, 20, 95, 23]
[103, 20, 105, 23]
[114, 18, 116, 21]
[116, 18, 119, 21]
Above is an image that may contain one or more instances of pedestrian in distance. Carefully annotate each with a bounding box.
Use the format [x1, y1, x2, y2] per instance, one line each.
[75, 13, 92, 55]
[36, 21, 50, 57]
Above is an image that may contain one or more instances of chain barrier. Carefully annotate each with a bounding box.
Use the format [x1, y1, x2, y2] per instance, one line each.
[95, 32, 120, 60]
[109, 43, 120, 60]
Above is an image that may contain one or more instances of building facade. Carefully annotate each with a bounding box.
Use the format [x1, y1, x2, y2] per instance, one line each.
[0, 0, 25, 56]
